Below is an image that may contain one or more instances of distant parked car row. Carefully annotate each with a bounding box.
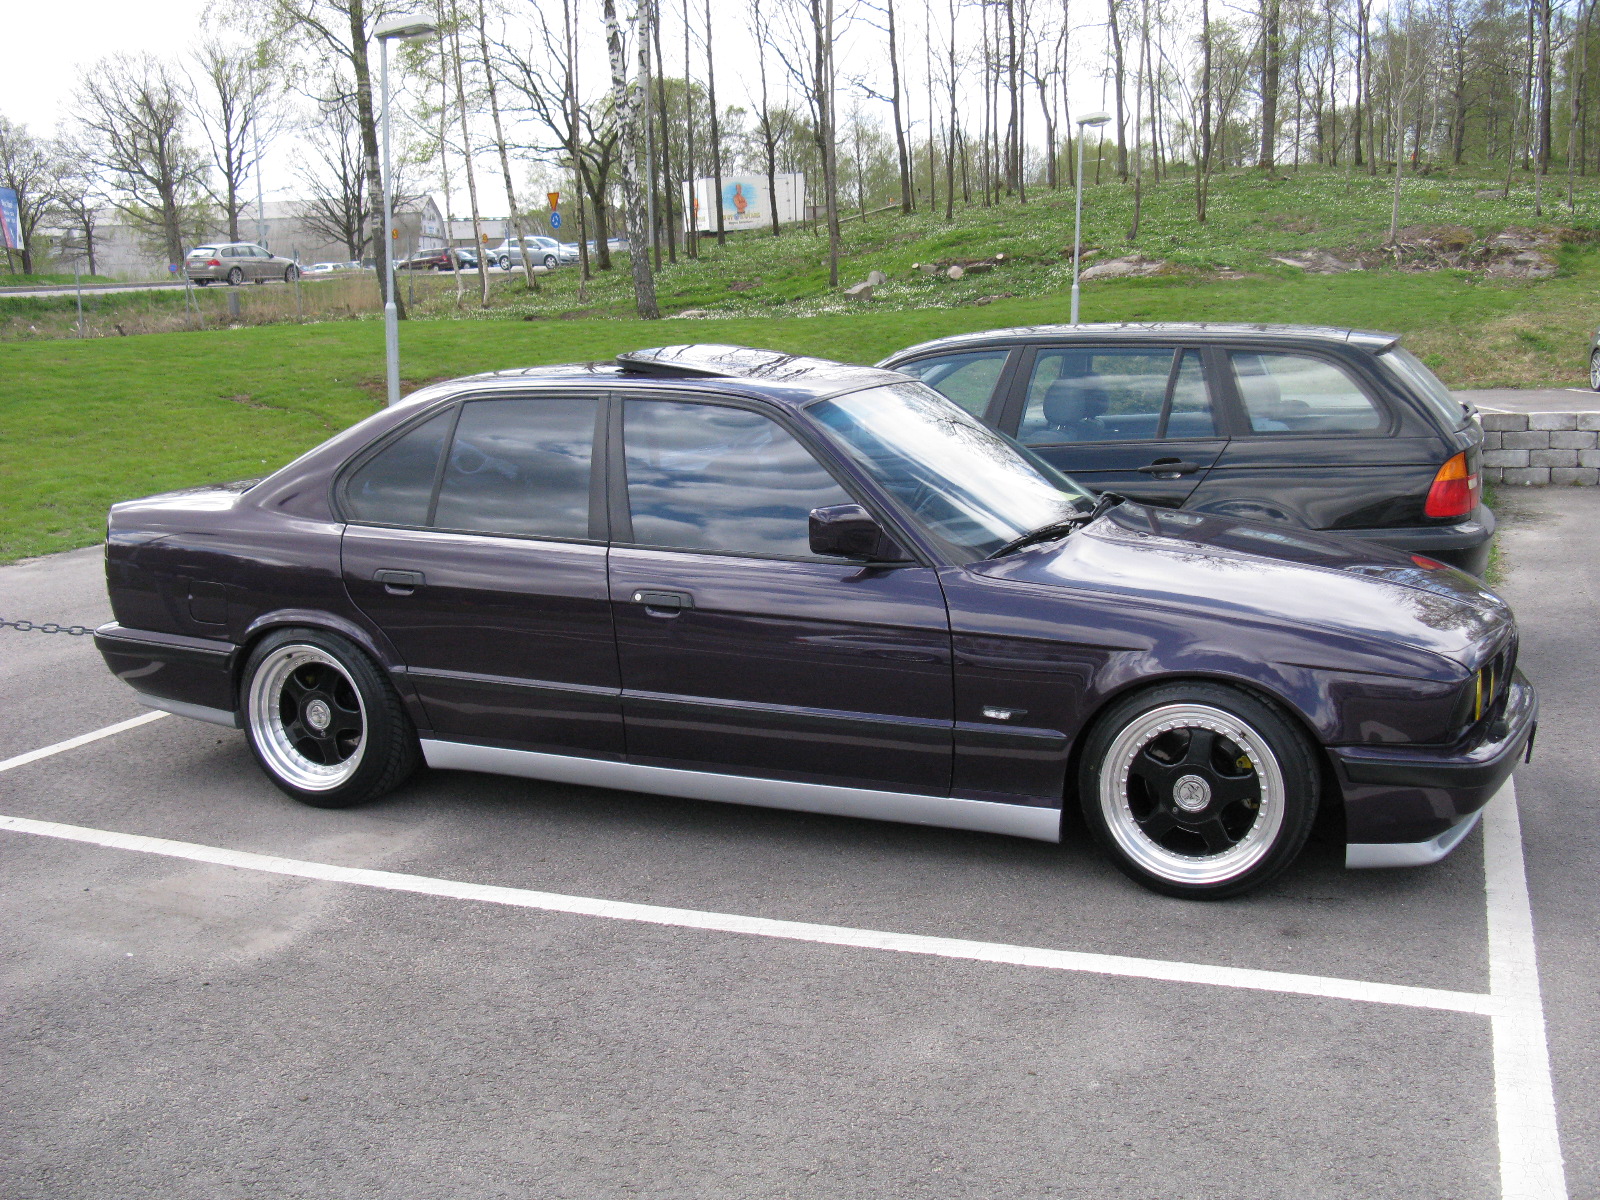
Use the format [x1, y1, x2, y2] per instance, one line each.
[398, 247, 481, 272]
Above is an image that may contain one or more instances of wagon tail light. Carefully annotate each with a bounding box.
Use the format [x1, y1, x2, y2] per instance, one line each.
[1425, 451, 1480, 519]
[207, 258, 222, 267]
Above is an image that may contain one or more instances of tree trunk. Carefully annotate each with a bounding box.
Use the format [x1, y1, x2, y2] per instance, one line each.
[348, 0, 402, 316]
[477, 0, 539, 291]
[449, 0, 490, 306]
[1107, 0, 1129, 179]
[605, 0, 660, 316]
[651, 9, 676, 260]
[887, 0, 913, 211]
[705, 0, 725, 246]
[1257, 0, 1281, 170]
[1197, 0, 1211, 221]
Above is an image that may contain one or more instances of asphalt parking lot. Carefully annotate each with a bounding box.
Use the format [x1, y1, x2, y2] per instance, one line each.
[2, 488, 1594, 1200]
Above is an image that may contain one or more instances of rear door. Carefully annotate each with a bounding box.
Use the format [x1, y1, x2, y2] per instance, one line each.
[994, 343, 1230, 508]
[340, 391, 622, 758]
[891, 348, 1018, 421]
[1188, 346, 1445, 531]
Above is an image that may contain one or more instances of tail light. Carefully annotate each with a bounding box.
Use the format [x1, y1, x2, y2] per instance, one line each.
[1425, 451, 1480, 519]
[207, 258, 222, 267]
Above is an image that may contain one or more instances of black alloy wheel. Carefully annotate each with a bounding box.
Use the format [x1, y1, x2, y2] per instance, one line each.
[1077, 681, 1320, 899]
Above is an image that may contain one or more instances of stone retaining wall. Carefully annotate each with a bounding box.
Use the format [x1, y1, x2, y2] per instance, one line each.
[1480, 412, 1600, 485]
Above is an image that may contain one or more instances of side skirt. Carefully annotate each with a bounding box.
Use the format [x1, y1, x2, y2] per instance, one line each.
[420, 739, 1063, 842]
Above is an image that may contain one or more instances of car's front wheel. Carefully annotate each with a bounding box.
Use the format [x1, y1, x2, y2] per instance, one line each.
[1077, 682, 1318, 899]
[543, 254, 557, 267]
[1589, 349, 1600, 391]
[498, 255, 511, 270]
[284, 265, 299, 283]
[241, 629, 419, 809]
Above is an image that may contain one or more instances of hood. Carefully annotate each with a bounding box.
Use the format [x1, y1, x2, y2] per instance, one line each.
[976, 502, 1509, 665]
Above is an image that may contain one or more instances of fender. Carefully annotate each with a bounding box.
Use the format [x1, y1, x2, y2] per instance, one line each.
[236, 607, 419, 717]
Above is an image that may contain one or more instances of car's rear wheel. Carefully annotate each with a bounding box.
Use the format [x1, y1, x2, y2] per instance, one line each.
[1589, 349, 1600, 391]
[195, 279, 210, 287]
[284, 265, 299, 283]
[241, 629, 418, 809]
[226, 267, 243, 286]
[1078, 682, 1319, 899]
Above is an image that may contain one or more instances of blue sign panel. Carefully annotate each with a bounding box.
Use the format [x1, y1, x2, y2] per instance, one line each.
[549, 211, 562, 229]
[0, 187, 20, 251]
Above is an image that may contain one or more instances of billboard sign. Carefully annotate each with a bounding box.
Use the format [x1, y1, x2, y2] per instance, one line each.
[0, 187, 21, 251]
[684, 173, 803, 233]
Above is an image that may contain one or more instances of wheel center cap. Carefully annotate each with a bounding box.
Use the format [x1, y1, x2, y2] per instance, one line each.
[1172, 774, 1212, 813]
[304, 698, 332, 732]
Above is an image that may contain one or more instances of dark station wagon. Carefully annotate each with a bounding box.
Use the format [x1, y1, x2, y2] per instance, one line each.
[94, 346, 1535, 898]
[880, 324, 1493, 575]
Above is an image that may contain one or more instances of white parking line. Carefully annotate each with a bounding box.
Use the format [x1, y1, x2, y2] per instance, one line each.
[0, 711, 166, 775]
[0, 808, 1503, 1015]
[1483, 788, 1568, 1199]
[0, 716, 1570, 1197]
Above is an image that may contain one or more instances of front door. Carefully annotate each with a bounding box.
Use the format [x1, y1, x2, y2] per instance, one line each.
[340, 392, 622, 757]
[999, 344, 1230, 507]
[608, 395, 954, 795]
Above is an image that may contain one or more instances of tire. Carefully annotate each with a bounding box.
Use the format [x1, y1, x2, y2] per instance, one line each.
[543, 254, 557, 268]
[241, 628, 419, 809]
[498, 256, 511, 270]
[284, 266, 299, 283]
[1077, 682, 1319, 899]
[1589, 349, 1600, 391]
[195, 279, 210, 287]
[226, 267, 243, 286]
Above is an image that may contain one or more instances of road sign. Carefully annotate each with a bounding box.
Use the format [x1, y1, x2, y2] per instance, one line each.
[0, 187, 19, 250]
[547, 191, 560, 210]
[550, 212, 562, 229]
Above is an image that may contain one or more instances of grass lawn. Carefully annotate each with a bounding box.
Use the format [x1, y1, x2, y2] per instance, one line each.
[6, 174, 1600, 562]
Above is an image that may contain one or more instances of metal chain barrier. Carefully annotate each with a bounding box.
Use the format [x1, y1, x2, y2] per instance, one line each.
[1, 618, 94, 636]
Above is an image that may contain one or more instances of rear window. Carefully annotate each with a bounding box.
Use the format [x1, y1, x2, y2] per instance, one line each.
[1377, 347, 1471, 430]
[190, 247, 217, 256]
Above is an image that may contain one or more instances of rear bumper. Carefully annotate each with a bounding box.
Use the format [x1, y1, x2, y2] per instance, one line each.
[95, 622, 238, 721]
[1330, 672, 1536, 863]
[1333, 504, 1496, 576]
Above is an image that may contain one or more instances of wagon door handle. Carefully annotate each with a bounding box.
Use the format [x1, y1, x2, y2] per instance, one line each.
[631, 589, 693, 615]
[374, 569, 425, 595]
[1137, 459, 1200, 476]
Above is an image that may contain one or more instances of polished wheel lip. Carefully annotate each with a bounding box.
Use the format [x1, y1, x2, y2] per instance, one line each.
[247, 644, 366, 792]
[1100, 702, 1286, 886]
[1589, 349, 1600, 391]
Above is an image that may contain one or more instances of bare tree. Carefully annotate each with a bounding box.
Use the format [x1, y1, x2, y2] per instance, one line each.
[475, 0, 539, 289]
[446, 0, 490, 305]
[189, 39, 283, 243]
[604, 0, 661, 315]
[300, 87, 375, 261]
[73, 55, 210, 269]
[0, 116, 63, 275]
[49, 149, 107, 276]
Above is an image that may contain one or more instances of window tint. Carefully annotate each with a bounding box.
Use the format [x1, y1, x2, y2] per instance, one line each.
[343, 409, 453, 526]
[1377, 347, 1469, 430]
[1019, 347, 1214, 443]
[1231, 352, 1383, 434]
[895, 351, 1009, 418]
[432, 397, 597, 538]
[623, 400, 852, 558]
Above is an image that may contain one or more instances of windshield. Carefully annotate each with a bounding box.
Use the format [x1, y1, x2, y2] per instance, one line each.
[1377, 347, 1469, 430]
[810, 382, 1093, 559]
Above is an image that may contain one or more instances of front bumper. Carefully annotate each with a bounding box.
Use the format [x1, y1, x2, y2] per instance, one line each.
[1330, 672, 1536, 865]
[1332, 504, 1496, 576]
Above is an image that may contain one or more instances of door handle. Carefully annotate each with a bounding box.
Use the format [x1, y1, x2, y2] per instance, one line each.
[631, 589, 693, 614]
[374, 568, 425, 595]
[1136, 459, 1200, 476]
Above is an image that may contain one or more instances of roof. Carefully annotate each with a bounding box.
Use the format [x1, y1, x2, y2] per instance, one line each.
[437, 345, 910, 408]
[879, 322, 1403, 363]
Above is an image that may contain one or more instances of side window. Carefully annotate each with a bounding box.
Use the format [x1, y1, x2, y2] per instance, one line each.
[343, 409, 454, 526]
[1231, 352, 1384, 434]
[1018, 347, 1214, 444]
[895, 351, 1010, 418]
[623, 400, 852, 558]
[433, 397, 598, 538]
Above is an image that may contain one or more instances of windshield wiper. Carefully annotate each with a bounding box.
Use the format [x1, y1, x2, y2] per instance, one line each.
[986, 492, 1126, 559]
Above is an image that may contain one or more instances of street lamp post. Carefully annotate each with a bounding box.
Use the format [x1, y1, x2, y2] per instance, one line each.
[1071, 112, 1111, 327]
[375, 15, 439, 407]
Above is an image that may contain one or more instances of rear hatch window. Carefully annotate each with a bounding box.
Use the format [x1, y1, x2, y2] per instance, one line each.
[189, 247, 217, 258]
[1378, 347, 1472, 431]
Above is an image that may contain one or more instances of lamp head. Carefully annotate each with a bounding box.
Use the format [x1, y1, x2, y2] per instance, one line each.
[375, 15, 439, 39]
[1077, 112, 1112, 128]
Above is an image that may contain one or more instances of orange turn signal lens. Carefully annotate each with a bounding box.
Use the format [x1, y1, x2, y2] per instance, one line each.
[1425, 452, 1481, 519]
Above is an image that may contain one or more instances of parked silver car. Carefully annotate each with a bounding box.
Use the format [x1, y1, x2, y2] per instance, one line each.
[186, 243, 300, 286]
[489, 235, 577, 269]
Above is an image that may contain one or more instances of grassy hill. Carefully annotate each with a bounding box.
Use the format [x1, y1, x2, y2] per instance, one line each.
[5, 167, 1600, 563]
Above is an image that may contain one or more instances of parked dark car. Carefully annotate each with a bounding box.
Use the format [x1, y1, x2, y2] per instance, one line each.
[398, 246, 479, 272]
[94, 345, 1534, 898]
[880, 324, 1493, 575]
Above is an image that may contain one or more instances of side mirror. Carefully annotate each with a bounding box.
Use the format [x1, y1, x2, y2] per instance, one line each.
[809, 504, 912, 562]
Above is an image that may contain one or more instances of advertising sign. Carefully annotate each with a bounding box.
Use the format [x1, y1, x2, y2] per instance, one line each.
[0, 187, 21, 251]
[684, 173, 804, 233]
